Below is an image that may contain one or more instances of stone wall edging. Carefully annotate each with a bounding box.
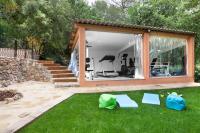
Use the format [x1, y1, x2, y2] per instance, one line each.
[0, 57, 51, 87]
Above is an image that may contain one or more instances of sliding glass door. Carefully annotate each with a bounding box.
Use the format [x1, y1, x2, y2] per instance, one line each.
[85, 30, 144, 81]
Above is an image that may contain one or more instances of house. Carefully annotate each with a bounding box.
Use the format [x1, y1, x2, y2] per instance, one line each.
[68, 19, 195, 87]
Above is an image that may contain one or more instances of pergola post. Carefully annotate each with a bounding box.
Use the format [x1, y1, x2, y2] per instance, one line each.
[187, 36, 195, 80]
[78, 27, 86, 86]
[143, 32, 150, 80]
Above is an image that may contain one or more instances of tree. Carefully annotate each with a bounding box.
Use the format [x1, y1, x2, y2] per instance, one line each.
[110, 0, 136, 10]
[1, 0, 27, 49]
[181, 0, 200, 63]
[127, 0, 181, 27]
[127, 0, 200, 63]
[68, 0, 95, 20]
[32, 0, 74, 62]
[91, 0, 125, 22]
[1, 0, 199, 64]
[92, 0, 108, 21]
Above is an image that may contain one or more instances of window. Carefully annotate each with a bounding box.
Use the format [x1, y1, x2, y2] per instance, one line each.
[149, 36, 187, 77]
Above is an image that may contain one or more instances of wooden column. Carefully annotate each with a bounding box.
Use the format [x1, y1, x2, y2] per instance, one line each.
[78, 27, 86, 85]
[143, 32, 150, 80]
[187, 36, 195, 80]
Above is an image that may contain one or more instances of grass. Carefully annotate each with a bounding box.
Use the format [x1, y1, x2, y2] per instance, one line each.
[18, 87, 200, 133]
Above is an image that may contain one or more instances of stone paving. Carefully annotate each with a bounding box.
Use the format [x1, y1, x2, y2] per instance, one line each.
[0, 81, 200, 133]
[0, 81, 74, 133]
[69, 82, 200, 94]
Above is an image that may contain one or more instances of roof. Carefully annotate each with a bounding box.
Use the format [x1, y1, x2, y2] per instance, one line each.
[69, 19, 195, 49]
[76, 19, 195, 35]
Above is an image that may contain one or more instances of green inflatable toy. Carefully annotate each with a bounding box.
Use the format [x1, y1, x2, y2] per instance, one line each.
[99, 94, 117, 109]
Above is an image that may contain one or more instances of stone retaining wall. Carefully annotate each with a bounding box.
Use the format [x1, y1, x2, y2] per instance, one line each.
[0, 57, 51, 87]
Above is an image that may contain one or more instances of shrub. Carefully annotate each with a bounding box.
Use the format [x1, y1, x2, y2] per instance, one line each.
[195, 66, 200, 82]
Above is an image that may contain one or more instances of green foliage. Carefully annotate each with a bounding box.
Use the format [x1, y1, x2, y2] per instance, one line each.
[91, 1, 125, 22]
[0, 20, 10, 47]
[1, 0, 200, 64]
[1, 0, 25, 40]
[195, 66, 200, 82]
[39, 0, 73, 62]
[128, 0, 181, 27]
[127, 0, 200, 63]
[1, 0, 74, 63]
[68, 0, 95, 19]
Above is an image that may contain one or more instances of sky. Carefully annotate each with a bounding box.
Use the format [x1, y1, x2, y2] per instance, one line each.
[86, 0, 97, 5]
[86, 0, 111, 5]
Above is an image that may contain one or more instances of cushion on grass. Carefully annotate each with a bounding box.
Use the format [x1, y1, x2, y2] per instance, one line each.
[142, 93, 160, 105]
[116, 94, 138, 108]
[99, 94, 117, 109]
[166, 94, 186, 111]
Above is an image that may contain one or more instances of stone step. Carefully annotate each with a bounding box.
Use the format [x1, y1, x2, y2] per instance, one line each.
[38, 60, 78, 85]
[38, 60, 54, 64]
[53, 78, 77, 82]
[54, 82, 79, 88]
[52, 73, 74, 78]
[50, 70, 72, 74]
[47, 66, 67, 70]
[43, 63, 60, 67]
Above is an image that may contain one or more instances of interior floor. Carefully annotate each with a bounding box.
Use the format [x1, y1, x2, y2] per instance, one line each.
[88, 76, 134, 81]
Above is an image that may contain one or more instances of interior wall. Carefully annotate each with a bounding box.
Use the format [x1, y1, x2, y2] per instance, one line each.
[87, 48, 134, 73]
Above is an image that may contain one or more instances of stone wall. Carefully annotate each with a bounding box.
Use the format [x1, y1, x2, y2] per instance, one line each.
[0, 57, 51, 87]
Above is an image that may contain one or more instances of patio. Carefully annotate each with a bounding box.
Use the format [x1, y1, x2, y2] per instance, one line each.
[0, 81, 73, 133]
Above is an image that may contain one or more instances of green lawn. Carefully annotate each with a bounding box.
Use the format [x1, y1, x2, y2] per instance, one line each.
[18, 87, 200, 133]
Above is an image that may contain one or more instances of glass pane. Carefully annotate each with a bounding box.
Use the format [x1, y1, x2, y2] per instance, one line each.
[149, 36, 187, 77]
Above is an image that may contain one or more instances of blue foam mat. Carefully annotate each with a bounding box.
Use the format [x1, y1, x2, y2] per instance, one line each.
[142, 93, 160, 105]
[116, 94, 138, 108]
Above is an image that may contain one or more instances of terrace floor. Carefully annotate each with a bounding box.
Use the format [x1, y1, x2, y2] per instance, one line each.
[0, 81, 199, 133]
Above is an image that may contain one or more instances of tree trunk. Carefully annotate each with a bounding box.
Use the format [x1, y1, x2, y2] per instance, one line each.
[24, 40, 27, 58]
[31, 43, 34, 59]
[14, 40, 18, 58]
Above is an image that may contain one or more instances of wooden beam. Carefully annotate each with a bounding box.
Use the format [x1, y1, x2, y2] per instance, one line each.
[150, 32, 191, 39]
[76, 23, 145, 34]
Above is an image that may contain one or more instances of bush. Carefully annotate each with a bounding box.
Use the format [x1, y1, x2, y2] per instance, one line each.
[195, 66, 200, 82]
